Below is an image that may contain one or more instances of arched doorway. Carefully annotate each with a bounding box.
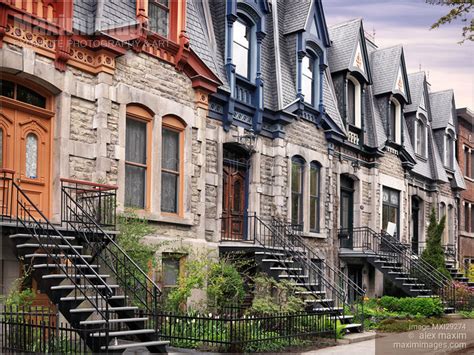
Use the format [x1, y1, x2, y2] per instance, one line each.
[221, 143, 250, 240]
[0, 76, 54, 218]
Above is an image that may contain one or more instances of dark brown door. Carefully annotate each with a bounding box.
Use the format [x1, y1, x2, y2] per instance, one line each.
[222, 166, 246, 240]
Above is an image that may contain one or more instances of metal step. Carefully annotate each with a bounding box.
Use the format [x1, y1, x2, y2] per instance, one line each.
[102, 340, 169, 351]
[51, 284, 119, 290]
[70, 306, 138, 313]
[411, 289, 431, 293]
[304, 298, 333, 303]
[402, 283, 425, 287]
[255, 251, 286, 257]
[279, 274, 309, 279]
[91, 329, 155, 337]
[24, 253, 93, 259]
[262, 258, 294, 263]
[33, 264, 100, 269]
[61, 295, 126, 302]
[270, 267, 302, 271]
[10, 234, 76, 240]
[313, 307, 343, 312]
[81, 317, 148, 325]
[43, 274, 110, 279]
[17, 243, 83, 250]
[295, 290, 325, 295]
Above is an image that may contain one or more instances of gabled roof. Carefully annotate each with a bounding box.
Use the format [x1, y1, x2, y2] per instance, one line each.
[370, 45, 410, 103]
[452, 160, 467, 189]
[327, 19, 371, 82]
[430, 90, 455, 130]
[405, 72, 426, 113]
[281, 0, 312, 34]
[430, 132, 450, 182]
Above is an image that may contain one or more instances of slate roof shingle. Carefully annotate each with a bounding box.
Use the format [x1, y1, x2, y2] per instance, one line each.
[430, 90, 455, 130]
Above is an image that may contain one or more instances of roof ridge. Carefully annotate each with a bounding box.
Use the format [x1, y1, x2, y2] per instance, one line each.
[430, 89, 454, 95]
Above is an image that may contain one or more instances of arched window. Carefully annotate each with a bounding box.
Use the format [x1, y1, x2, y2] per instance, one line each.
[445, 132, 455, 169]
[389, 98, 401, 144]
[0, 128, 3, 168]
[233, 19, 253, 79]
[309, 162, 321, 232]
[291, 156, 305, 228]
[25, 133, 38, 179]
[161, 116, 185, 216]
[347, 76, 362, 127]
[415, 116, 427, 157]
[301, 54, 317, 105]
[125, 105, 153, 209]
[0, 79, 46, 108]
[440, 202, 446, 219]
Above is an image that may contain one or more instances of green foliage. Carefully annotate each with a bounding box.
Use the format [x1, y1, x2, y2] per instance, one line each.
[421, 209, 450, 278]
[379, 296, 444, 317]
[207, 261, 245, 313]
[459, 310, 474, 319]
[248, 275, 305, 315]
[3, 271, 34, 308]
[426, 0, 473, 43]
[335, 320, 347, 339]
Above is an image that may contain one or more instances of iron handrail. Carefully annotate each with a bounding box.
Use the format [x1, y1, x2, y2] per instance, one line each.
[271, 218, 366, 298]
[248, 214, 359, 322]
[7, 180, 112, 325]
[61, 186, 161, 314]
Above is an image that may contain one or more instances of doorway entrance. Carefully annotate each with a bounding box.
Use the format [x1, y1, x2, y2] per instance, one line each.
[0, 78, 53, 218]
[221, 144, 249, 240]
[340, 175, 354, 248]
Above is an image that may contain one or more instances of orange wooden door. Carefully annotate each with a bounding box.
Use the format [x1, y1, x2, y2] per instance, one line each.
[0, 98, 53, 219]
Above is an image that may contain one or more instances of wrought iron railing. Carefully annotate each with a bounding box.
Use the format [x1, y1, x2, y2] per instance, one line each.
[61, 178, 117, 229]
[222, 214, 364, 329]
[338, 227, 457, 309]
[61, 183, 161, 330]
[0, 173, 113, 347]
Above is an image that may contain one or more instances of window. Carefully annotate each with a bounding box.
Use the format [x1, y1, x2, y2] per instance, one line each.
[465, 203, 470, 232]
[301, 55, 315, 105]
[347, 79, 356, 126]
[388, 98, 401, 144]
[161, 116, 185, 215]
[0, 80, 46, 108]
[471, 151, 474, 178]
[382, 187, 400, 237]
[149, 0, 169, 37]
[162, 254, 185, 300]
[25, 133, 38, 179]
[291, 156, 305, 228]
[471, 205, 474, 233]
[440, 202, 446, 219]
[445, 134, 454, 169]
[309, 162, 320, 232]
[233, 20, 251, 78]
[125, 118, 148, 208]
[415, 118, 426, 157]
[464, 147, 470, 177]
[0, 128, 3, 168]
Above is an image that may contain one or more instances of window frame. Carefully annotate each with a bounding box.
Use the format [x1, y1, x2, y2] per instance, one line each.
[464, 203, 470, 232]
[388, 98, 401, 144]
[301, 54, 316, 105]
[148, 0, 170, 38]
[347, 75, 361, 128]
[471, 150, 474, 178]
[309, 161, 321, 233]
[415, 117, 427, 157]
[232, 18, 253, 80]
[161, 115, 185, 217]
[161, 253, 186, 305]
[382, 187, 400, 237]
[291, 156, 305, 229]
[444, 133, 455, 169]
[124, 105, 153, 210]
[464, 147, 469, 177]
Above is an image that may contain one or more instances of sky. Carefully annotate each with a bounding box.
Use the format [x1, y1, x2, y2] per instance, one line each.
[323, 0, 473, 109]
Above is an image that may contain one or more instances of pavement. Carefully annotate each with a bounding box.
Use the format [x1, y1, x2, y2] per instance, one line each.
[304, 319, 474, 355]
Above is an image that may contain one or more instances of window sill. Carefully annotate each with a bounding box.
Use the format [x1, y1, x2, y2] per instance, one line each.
[464, 176, 474, 183]
[121, 209, 194, 226]
[301, 231, 326, 239]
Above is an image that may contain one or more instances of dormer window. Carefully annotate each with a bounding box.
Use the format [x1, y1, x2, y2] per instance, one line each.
[149, 0, 169, 37]
[415, 115, 427, 157]
[233, 20, 252, 79]
[302, 54, 318, 105]
[347, 76, 361, 127]
[389, 98, 401, 144]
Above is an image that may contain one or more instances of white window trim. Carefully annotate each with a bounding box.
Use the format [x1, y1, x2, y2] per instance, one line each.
[390, 97, 401, 144]
[347, 75, 362, 128]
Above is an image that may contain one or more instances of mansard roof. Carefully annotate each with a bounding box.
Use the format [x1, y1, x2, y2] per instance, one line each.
[430, 90, 456, 130]
[323, 68, 347, 135]
[370, 45, 411, 103]
[327, 19, 371, 82]
[281, 0, 313, 34]
[364, 85, 387, 149]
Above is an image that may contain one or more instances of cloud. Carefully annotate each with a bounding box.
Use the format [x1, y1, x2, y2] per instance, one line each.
[323, 0, 473, 108]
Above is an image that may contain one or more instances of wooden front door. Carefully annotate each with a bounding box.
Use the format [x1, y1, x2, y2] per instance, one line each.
[340, 176, 354, 248]
[0, 97, 53, 218]
[222, 165, 246, 240]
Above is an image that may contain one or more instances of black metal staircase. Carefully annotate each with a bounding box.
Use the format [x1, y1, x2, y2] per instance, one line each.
[1, 171, 168, 353]
[222, 214, 366, 333]
[339, 227, 461, 312]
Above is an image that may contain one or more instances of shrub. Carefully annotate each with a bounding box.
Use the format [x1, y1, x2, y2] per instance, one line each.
[379, 296, 443, 317]
[421, 209, 450, 278]
[207, 261, 245, 312]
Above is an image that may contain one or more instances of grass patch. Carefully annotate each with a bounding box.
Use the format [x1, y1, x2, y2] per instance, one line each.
[377, 317, 449, 333]
[459, 310, 474, 319]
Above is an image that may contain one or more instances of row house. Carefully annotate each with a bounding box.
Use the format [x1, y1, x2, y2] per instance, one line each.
[0, 0, 469, 347]
[457, 107, 474, 271]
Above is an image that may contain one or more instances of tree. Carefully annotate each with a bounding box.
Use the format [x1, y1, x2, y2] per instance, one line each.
[421, 208, 450, 278]
[426, 0, 473, 43]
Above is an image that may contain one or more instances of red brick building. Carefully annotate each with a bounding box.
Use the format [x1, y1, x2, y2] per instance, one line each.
[457, 107, 474, 270]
